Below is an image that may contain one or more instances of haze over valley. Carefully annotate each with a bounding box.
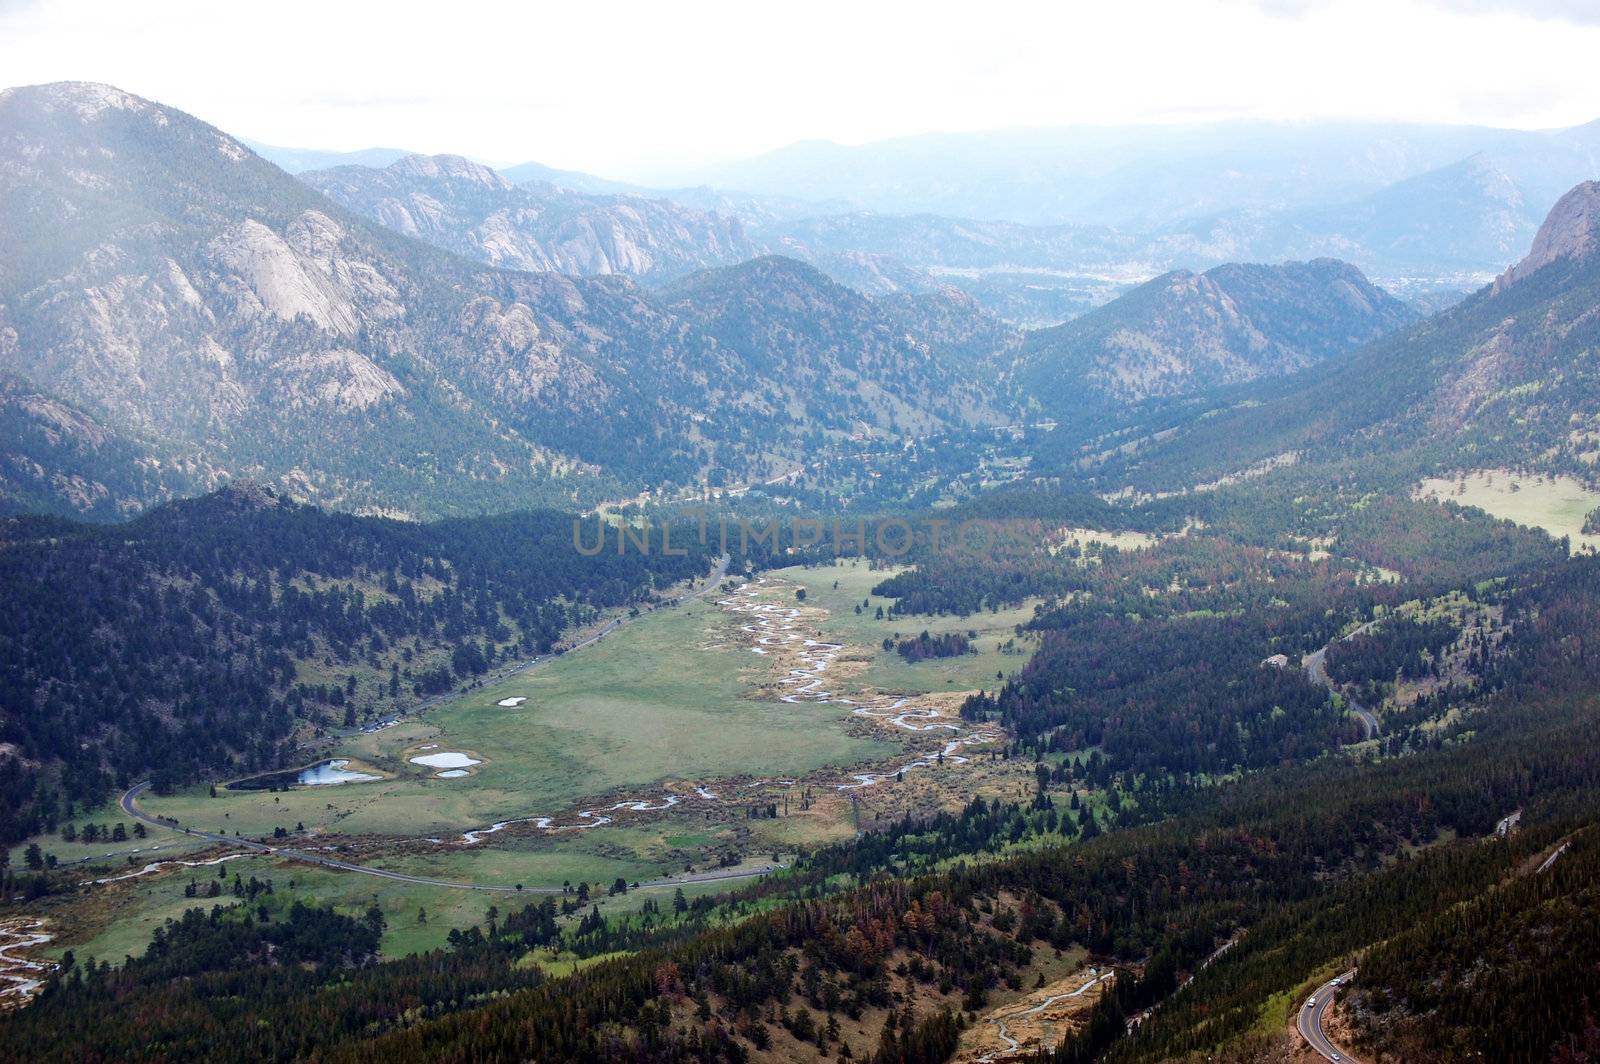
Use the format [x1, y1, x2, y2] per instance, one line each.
[4, 4, 1600, 1061]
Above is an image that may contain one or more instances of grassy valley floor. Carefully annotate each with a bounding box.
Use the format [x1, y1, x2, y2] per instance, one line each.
[36, 560, 1040, 968]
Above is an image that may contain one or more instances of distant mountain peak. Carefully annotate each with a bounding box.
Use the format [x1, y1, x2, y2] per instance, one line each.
[4, 80, 155, 120]
[1021, 257, 1416, 407]
[1494, 180, 1600, 292]
[388, 153, 511, 190]
[718, 253, 837, 285]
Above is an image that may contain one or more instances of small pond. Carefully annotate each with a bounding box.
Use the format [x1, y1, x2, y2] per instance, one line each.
[299, 759, 383, 786]
[230, 758, 381, 791]
[410, 751, 480, 769]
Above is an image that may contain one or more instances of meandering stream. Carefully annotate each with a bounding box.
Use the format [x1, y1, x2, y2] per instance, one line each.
[453, 577, 1003, 843]
[723, 578, 1004, 788]
[0, 919, 55, 1007]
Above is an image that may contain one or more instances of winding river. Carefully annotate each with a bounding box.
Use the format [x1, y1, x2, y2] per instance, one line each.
[0, 919, 54, 1007]
[454, 577, 1003, 843]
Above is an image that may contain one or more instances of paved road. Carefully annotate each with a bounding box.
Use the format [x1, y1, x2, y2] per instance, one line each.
[1538, 841, 1570, 874]
[1298, 970, 1361, 1062]
[121, 781, 782, 894]
[1303, 623, 1381, 740]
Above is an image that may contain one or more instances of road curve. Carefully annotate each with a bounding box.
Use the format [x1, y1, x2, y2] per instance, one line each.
[1303, 627, 1380, 740]
[1538, 841, 1570, 874]
[1297, 970, 1362, 1063]
[122, 781, 781, 894]
[979, 969, 1113, 1062]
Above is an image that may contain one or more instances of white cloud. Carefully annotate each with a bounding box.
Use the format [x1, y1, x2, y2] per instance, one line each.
[1422, 0, 1600, 24]
[2, 0, 1598, 179]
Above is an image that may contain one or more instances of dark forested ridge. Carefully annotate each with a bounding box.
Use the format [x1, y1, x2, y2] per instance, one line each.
[0, 485, 714, 843]
[1020, 258, 1416, 409]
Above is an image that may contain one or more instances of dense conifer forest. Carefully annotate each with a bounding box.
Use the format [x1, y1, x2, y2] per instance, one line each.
[0, 485, 714, 842]
[6, 549, 1600, 1063]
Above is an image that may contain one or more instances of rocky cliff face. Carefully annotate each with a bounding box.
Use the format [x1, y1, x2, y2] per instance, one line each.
[0, 85, 729, 514]
[302, 153, 761, 281]
[1493, 180, 1600, 292]
[1020, 258, 1417, 408]
[0, 84, 1017, 517]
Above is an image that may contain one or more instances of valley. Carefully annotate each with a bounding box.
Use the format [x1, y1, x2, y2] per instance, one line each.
[28, 559, 1041, 970]
[4, 31, 1600, 1063]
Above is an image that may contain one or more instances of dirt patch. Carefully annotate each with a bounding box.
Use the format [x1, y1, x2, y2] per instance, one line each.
[955, 967, 1113, 1062]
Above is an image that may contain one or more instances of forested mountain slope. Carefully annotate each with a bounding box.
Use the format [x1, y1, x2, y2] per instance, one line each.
[1045, 181, 1600, 494]
[0, 374, 212, 519]
[663, 256, 1014, 437]
[1020, 258, 1416, 408]
[8, 542, 1600, 1063]
[0, 485, 714, 843]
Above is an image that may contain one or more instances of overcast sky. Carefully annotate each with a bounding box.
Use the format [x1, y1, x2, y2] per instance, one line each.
[2, 0, 1598, 180]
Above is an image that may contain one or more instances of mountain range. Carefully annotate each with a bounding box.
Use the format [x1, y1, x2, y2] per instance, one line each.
[7, 80, 1590, 527]
[669, 119, 1600, 231]
[302, 154, 760, 281]
[241, 140, 414, 174]
[1047, 180, 1600, 495]
[239, 117, 1600, 331]
[0, 83, 1030, 519]
[550, 120, 1600, 316]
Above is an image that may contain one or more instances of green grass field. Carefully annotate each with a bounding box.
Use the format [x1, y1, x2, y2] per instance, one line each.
[1417, 469, 1600, 553]
[75, 561, 1033, 966]
[777, 559, 1039, 693]
[55, 840, 773, 964]
[141, 594, 890, 840]
[4, 795, 217, 878]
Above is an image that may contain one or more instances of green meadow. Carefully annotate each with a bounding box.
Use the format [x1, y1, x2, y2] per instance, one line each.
[776, 559, 1039, 693]
[1416, 469, 1600, 553]
[141, 593, 890, 840]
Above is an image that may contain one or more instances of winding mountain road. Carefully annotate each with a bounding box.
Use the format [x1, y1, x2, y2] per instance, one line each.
[1298, 971, 1361, 1062]
[1303, 621, 1381, 740]
[978, 969, 1113, 1062]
